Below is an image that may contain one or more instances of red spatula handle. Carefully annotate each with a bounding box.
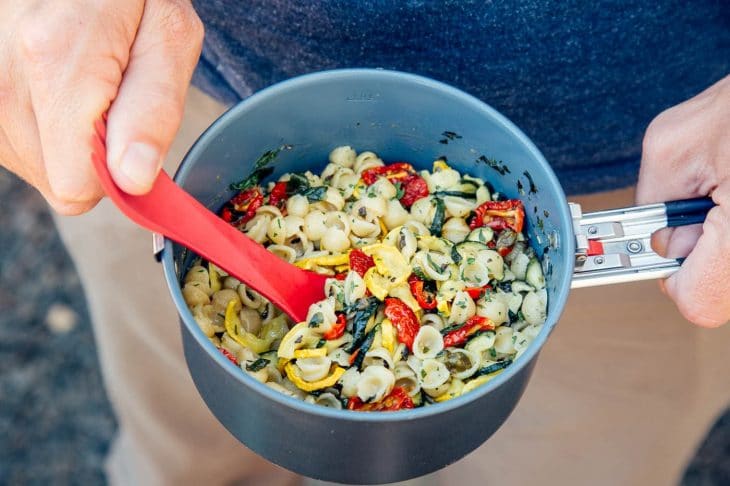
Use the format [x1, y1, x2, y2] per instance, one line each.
[90, 120, 325, 322]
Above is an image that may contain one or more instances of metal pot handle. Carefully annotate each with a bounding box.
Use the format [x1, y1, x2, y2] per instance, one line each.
[570, 197, 715, 288]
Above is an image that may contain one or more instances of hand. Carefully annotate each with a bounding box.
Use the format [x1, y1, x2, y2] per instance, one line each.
[636, 75, 730, 328]
[0, 0, 203, 215]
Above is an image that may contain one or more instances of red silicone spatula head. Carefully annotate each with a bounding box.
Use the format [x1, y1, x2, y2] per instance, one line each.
[90, 119, 327, 323]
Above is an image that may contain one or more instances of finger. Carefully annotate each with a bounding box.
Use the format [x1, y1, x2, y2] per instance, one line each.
[20, 6, 133, 213]
[664, 192, 730, 328]
[105, 0, 204, 195]
[650, 225, 703, 258]
[635, 88, 719, 206]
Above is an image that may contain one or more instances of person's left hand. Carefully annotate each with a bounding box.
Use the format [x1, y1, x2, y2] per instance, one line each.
[636, 74, 730, 328]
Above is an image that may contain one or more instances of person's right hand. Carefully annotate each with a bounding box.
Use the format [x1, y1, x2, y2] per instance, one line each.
[0, 0, 203, 215]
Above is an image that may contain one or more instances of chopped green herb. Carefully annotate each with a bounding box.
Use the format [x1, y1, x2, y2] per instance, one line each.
[308, 312, 324, 328]
[230, 145, 291, 190]
[394, 182, 405, 200]
[301, 186, 328, 202]
[523, 170, 538, 194]
[476, 155, 510, 175]
[246, 358, 270, 372]
[425, 253, 443, 274]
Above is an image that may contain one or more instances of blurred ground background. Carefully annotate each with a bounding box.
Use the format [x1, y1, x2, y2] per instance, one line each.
[1, 167, 728, 485]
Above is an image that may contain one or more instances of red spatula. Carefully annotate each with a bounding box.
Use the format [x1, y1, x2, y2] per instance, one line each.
[90, 119, 327, 323]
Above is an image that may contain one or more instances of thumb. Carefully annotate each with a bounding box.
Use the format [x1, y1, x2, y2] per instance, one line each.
[663, 194, 730, 328]
[106, 0, 204, 195]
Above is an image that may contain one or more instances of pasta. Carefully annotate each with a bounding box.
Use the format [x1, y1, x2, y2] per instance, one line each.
[182, 146, 548, 411]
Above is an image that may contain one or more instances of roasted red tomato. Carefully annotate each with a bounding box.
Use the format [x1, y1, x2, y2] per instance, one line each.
[469, 199, 525, 233]
[347, 386, 415, 411]
[384, 297, 420, 351]
[360, 162, 415, 185]
[442, 315, 496, 348]
[361, 162, 429, 208]
[399, 174, 429, 208]
[464, 285, 492, 300]
[221, 187, 264, 226]
[349, 248, 375, 277]
[220, 348, 239, 366]
[324, 313, 347, 340]
[267, 181, 289, 209]
[408, 274, 437, 310]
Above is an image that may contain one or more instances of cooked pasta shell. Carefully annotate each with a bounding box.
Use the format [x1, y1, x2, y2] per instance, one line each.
[460, 260, 490, 288]
[363, 347, 395, 370]
[412, 326, 444, 360]
[382, 199, 411, 230]
[329, 145, 357, 168]
[393, 362, 420, 396]
[354, 151, 384, 173]
[493, 326, 515, 354]
[413, 250, 452, 281]
[442, 349, 480, 380]
[448, 291, 476, 325]
[478, 249, 504, 281]
[410, 196, 436, 225]
[419, 358, 450, 389]
[294, 356, 333, 382]
[306, 392, 343, 409]
[443, 196, 474, 219]
[521, 290, 547, 326]
[183, 283, 210, 307]
[441, 217, 471, 243]
[328, 347, 352, 367]
[321, 229, 351, 253]
[356, 365, 395, 403]
[476, 295, 509, 326]
[245, 214, 272, 243]
[465, 332, 496, 357]
[420, 312, 445, 331]
[339, 367, 361, 397]
[369, 177, 397, 199]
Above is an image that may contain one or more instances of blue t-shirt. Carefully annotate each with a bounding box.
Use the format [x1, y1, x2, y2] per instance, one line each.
[191, 1, 729, 194]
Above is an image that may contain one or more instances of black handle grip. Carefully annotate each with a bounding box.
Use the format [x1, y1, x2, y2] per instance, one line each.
[665, 197, 714, 228]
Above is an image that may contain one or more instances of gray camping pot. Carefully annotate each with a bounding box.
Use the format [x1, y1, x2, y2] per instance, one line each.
[160, 69, 688, 484]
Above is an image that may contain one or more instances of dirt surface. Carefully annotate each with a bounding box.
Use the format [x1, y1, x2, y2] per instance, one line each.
[0, 167, 727, 485]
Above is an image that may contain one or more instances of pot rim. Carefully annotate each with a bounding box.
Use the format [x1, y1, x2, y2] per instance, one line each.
[161, 68, 575, 423]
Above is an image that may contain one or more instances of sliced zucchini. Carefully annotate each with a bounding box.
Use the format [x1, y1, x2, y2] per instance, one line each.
[454, 241, 489, 262]
[466, 227, 494, 245]
[510, 280, 534, 294]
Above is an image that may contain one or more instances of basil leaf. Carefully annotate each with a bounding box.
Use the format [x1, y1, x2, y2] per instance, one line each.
[230, 146, 289, 190]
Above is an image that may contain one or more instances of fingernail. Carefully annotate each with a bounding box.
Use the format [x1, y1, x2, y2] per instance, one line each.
[119, 142, 161, 189]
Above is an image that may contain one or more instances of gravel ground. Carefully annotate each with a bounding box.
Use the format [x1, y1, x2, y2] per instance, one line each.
[0, 167, 728, 485]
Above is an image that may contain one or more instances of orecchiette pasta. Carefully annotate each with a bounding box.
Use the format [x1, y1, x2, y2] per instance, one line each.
[183, 147, 547, 411]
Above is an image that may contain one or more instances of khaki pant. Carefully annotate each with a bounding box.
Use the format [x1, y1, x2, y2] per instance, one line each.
[53, 88, 730, 486]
